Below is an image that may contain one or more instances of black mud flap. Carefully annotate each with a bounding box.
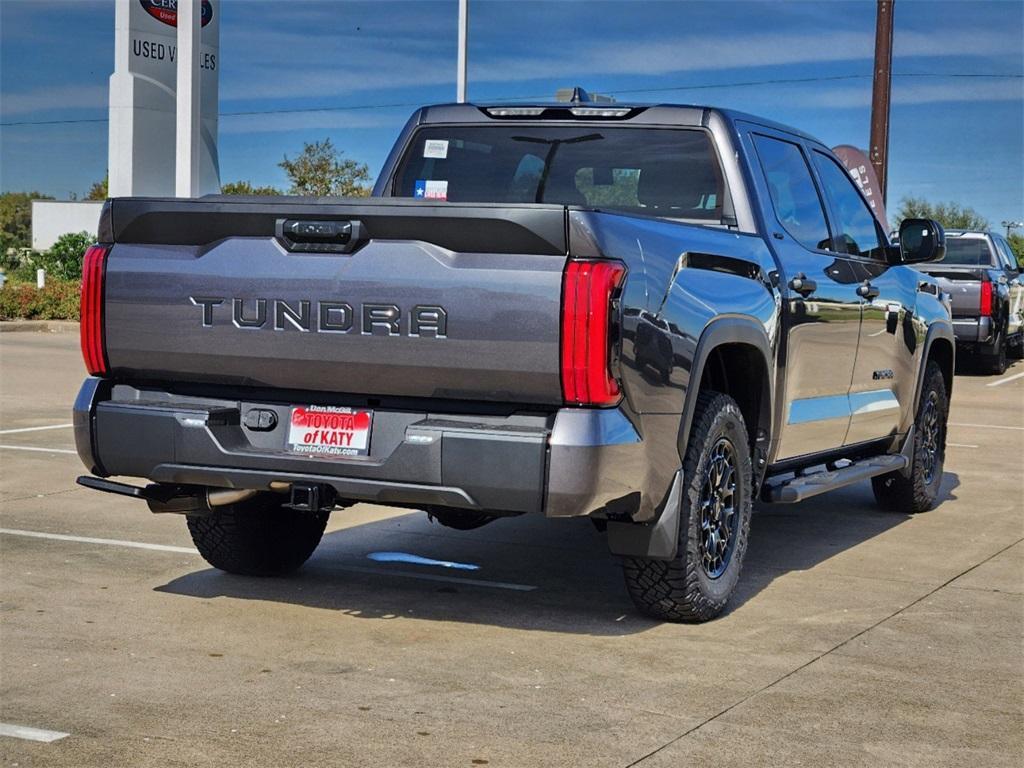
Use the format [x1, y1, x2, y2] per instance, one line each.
[606, 470, 682, 561]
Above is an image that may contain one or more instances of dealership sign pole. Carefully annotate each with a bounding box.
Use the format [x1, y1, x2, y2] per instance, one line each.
[108, 0, 220, 197]
[176, 0, 202, 197]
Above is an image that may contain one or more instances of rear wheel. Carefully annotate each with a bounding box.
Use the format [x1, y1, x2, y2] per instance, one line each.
[186, 494, 328, 576]
[622, 391, 753, 622]
[982, 326, 1008, 375]
[871, 361, 948, 514]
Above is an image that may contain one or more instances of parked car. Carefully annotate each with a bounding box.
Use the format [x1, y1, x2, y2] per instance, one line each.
[913, 230, 1024, 373]
[74, 95, 954, 622]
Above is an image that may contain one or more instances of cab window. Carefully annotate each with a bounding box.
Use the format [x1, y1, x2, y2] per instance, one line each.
[394, 126, 726, 222]
[811, 151, 886, 260]
[751, 135, 830, 252]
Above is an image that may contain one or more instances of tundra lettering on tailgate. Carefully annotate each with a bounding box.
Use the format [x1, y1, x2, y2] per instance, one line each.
[189, 297, 448, 337]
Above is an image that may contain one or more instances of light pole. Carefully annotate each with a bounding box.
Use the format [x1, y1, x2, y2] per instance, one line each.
[457, 0, 468, 103]
[1002, 220, 1023, 238]
[869, 0, 895, 205]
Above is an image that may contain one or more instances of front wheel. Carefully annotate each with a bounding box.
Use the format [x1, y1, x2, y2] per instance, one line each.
[622, 391, 753, 622]
[187, 494, 329, 576]
[871, 361, 948, 514]
[1008, 332, 1024, 360]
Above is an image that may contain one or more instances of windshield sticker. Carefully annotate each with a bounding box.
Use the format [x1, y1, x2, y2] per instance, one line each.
[423, 139, 449, 159]
[414, 180, 448, 200]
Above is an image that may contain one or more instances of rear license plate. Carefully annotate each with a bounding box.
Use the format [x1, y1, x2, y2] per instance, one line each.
[286, 406, 372, 458]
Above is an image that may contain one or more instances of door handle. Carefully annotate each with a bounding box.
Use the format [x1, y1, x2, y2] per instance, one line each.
[857, 281, 880, 300]
[788, 273, 817, 297]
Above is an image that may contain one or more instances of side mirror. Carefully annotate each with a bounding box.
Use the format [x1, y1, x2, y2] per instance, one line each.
[898, 218, 946, 263]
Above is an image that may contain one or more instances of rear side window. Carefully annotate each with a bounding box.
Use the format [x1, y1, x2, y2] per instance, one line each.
[393, 126, 726, 221]
[993, 236, 1019, 270]
[940, 236, 996, 266]
[752, 135, 830, 251]
[811, 151, 885, 260]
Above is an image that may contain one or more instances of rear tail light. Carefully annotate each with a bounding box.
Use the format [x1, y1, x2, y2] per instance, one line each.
[980, 280, 992, 317]
[561, 259, 626, 405]
[80, 244, 110, 376]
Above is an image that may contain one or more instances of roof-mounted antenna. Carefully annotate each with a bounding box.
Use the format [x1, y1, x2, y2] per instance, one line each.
[554, 87, 616, 104]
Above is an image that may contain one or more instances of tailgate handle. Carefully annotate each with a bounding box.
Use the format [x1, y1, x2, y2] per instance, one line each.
[276, 219, 366, 254]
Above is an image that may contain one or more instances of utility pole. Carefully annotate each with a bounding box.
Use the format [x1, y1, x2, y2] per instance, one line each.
[175, 0, 202, 197]
[457, 0, 469, 103]
[869, 0, 894, 205]
[1003, 220, 1023, 237]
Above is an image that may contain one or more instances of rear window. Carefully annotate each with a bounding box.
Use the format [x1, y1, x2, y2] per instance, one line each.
[938, 236, 995, 266]
[393, 126, 726, 221]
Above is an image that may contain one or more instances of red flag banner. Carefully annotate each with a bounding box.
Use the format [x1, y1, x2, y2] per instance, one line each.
[832, 145, 890, 233]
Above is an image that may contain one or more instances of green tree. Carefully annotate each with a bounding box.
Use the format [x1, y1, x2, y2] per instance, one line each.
[278, 139, 371, 197]
[220, 180, 284, 196]
[1, 191, 53, 265]
[86, 174, 108, 200]
[895, 196, 989, 230]
[1008, 232, 1024, 268]
[35, 231, 94, 281]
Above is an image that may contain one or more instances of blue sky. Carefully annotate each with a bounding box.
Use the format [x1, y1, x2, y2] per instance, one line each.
[1, 0, 1021, 226]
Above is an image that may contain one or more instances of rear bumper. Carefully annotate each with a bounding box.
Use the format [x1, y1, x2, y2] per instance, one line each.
[952, 316, 991, 345]
[73, 379, 649, 519]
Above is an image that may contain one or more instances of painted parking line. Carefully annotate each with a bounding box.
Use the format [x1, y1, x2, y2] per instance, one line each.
[0, 528, 197, 554]
[0, 529, 539, 592]
[986, 370, 1024, 388]
[0, 423, 73, 435]
[0, 444, 77, 455]
[0, 722, 70, 743]
[947, 443, 979, 449]
[948, 423, 1024, 431]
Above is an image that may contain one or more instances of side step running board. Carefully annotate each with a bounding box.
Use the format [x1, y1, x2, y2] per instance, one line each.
[765, 454, 908, 504]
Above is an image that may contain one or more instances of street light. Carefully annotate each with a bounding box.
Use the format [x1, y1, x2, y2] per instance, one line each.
[1002, 220, 1023, 237]
[457, 0, 468, 103]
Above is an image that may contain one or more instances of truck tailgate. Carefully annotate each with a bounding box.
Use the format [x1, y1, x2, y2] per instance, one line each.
[101, 198, 569, 404]
[919, 267, 986, 318]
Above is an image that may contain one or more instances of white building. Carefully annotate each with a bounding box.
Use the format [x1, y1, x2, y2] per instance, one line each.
[30, 200, 105, 251]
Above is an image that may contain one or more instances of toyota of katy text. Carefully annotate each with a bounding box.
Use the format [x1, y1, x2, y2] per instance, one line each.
[74, 95, 955, 621]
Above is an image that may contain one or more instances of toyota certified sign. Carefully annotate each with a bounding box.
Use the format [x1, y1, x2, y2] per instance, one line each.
[138, 0, 214, 28]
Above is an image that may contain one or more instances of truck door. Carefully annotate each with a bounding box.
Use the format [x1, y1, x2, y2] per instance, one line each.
[809, 150, 917, 446]
[994, 234, 1024, 338]
[747, 131, 862, 461]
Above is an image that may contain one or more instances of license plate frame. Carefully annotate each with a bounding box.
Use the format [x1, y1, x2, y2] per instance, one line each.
[286, 405, 373, 458]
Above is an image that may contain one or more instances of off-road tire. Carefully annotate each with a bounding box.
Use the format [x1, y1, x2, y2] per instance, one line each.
[871, 361, 948, 514]
[186, 494, 329, 576]
[622, 391, 753, 622]
[1008, 332, 1024, 361]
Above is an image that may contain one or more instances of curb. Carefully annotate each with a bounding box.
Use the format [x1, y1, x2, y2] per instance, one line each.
[0, 320, 80, 334]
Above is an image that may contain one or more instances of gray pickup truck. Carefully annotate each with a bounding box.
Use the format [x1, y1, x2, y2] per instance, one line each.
[913, 230, 1024, 374]
[75, 96, 954, 622]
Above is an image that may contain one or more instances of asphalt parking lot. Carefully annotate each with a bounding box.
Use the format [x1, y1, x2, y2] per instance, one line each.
[1, 329, 1021, 768]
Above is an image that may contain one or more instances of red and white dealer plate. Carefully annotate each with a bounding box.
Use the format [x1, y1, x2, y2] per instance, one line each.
[286, 405, 372, 458]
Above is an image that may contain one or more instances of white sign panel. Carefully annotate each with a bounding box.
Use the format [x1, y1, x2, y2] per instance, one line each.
[108, 0, 220, 197]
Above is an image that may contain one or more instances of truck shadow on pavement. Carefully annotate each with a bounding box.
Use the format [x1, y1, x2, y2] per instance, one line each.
[156, 472, 960, 636]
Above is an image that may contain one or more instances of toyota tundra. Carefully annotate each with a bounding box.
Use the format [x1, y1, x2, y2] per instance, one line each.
[75, 93, 954, 621]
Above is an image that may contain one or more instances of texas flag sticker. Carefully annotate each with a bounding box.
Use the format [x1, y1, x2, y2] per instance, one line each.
[414, 179, 448, 200]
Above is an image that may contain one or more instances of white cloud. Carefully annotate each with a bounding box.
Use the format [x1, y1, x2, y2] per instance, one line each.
[219, 109, 405, 134]
[217, 25, 1024, 104]
[810, 78, 1023, 108]
[0, 84, 107, 117]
